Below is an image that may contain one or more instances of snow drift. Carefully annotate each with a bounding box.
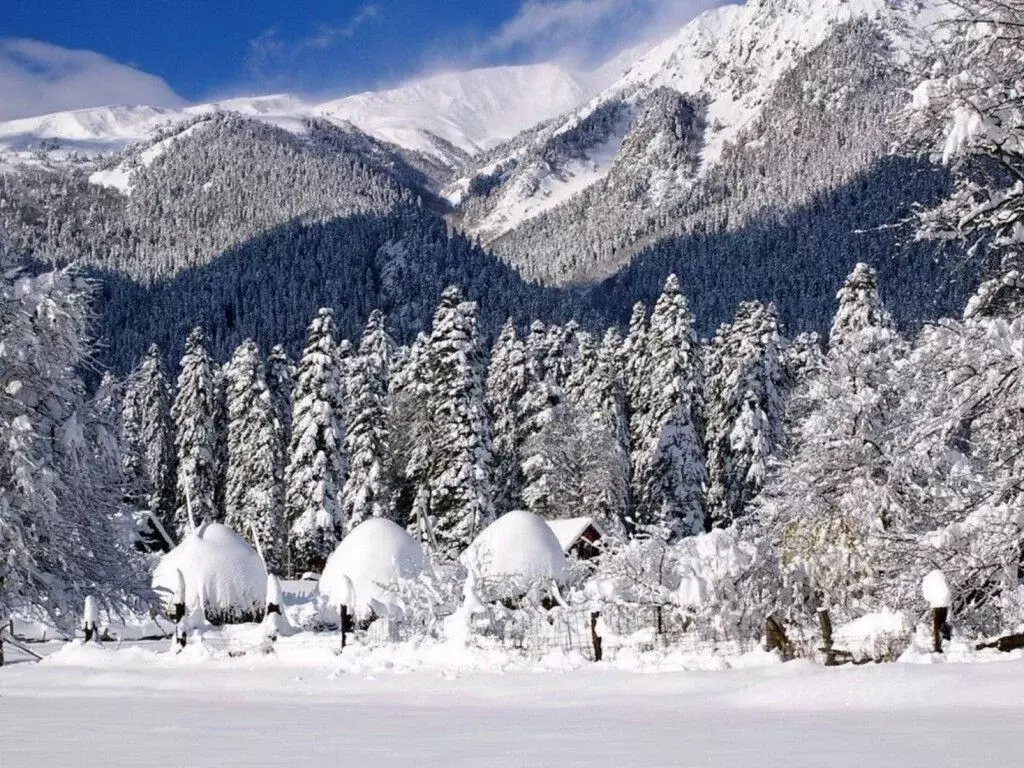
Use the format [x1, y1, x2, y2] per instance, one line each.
[318, 518, 425, 621]
[152, 522, 267, 624]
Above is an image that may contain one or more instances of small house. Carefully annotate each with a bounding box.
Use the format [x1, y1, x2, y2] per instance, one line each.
[545, 517, 603, 561]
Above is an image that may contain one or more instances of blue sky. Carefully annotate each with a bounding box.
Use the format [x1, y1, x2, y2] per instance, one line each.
[0, 0, 722, 119]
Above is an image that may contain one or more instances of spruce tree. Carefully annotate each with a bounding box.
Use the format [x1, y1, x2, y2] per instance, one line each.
[123, 344, 176, 532]
[630, 275, 705, 538]
[285, 308, 346, 575]
[171, 327, 219, 534]
[342, 310, 395, 531]
[486, 319, 531, 515]
[224, 339, 286, 572]
[414, 287, 494, 557]
[705, 301, 786, 528]
[266, 344, 295, 449]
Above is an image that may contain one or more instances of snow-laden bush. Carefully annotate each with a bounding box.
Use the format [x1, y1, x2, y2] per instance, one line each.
[675, 527, 761, 639]
[152, 522, 267, 624]
[461, 510, 567, 603]
[318, 517, 425, 622]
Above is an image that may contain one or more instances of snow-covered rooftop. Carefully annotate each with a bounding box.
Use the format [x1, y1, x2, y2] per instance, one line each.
[544, 517, 602, 554]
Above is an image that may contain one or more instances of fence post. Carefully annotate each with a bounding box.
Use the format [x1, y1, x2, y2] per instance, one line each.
[340, 605, 349, 652]
[172, 568, 187, 649]
[83, 596, 99, 644]
[765, 614, 794, 661]
[590, 611, 603, 662]
[817, 608, 836, 666]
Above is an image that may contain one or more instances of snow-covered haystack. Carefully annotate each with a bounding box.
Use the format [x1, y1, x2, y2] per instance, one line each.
[318, 518, 425, 621]
[152, 523, 267, 625]
[462, 510, 567, 602]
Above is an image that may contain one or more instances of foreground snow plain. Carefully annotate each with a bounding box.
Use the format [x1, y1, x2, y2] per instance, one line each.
[3, 634, 1024, 767]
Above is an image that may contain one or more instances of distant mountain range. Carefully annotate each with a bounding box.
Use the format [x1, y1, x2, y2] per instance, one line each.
[0, 0, 977, 372]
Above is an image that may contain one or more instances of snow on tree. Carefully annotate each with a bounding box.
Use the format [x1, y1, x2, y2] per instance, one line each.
[123, 344, 176, 531]
[0, 261, 147, 630]
[485, 319, 531, 515]
[224, 339, 286, 573]
[342, 310, 396, 532]
[629, 275, 705, 538]
[755, 264, 907, 621]
[171, 327, 220, 534]
[908, 0, 1024, 261]
[705, 301, 786, 529]
[152, 522, 267, 624]
[462, 509, 567, 603]
[266, 344, 294, 449]
[318, 517, 425, 621]
[410, 287, 494, 558]
[621, 301, 650, 468]
[391, 334, 431, 532]
[285, 308, 346, 576]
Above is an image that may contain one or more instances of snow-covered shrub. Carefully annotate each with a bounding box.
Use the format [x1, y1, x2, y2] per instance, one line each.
[675, 527, 761, 640]
[461, 510, 567, 604]
[317, 517, 425, 622]
[152, 522, 267, 624]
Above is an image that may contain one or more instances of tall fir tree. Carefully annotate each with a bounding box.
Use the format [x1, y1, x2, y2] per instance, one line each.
[410, 287, 494, 557]
[266, 344, 295, 449]
[704, 301, 786, 528]
[123, 344, 176, 532]
[171, 327, 219, 534]
[342, 310, 396, 532]
[629, 275, 705, 538]
[285, 308, 347, 575]
[486, 319, 531, 515]
[224, 339, 286, 573]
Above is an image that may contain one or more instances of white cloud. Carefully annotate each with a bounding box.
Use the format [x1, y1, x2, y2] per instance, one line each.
[481, 0, 725, 69]
[246, 4, 382, 86]
[0, 38, 184, 121]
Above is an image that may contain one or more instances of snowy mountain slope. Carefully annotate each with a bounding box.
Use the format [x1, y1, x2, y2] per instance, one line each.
[0, 64, 593, 178]
[450, 0, 938, 246]
[317, 63, 591, 164]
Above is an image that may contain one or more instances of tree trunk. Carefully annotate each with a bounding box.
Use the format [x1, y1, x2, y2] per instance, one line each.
[818, 608, 836, 666]
[932, 606, 949, 653]
[765, 614, 794, 661]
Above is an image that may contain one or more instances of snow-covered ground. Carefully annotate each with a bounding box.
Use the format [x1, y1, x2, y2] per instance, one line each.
[3, 635, 1024, 767]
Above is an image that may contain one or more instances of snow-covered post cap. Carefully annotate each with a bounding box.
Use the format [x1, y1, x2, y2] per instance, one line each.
[266, 574, 283, 615]
[83, 595, 100, 643]
[922, 569, 951, 608]
[172, 568, 187, 605]
[334, 574, 355, 609]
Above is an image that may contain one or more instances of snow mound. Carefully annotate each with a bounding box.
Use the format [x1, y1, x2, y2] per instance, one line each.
[462, 510, 567, 597]
[152, 523, 267, 624]
[318, 518, 425, 621]
[922, 569, 952, 608]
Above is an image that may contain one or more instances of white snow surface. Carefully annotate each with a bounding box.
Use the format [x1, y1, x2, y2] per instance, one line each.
[463, 510, 567, 590]
[318, 517, 425, 620]
[152, 522, 267, 618]
[4, 635, 1024, 766]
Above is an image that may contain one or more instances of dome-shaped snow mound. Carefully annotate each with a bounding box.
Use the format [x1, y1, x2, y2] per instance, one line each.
[462, 510, 567, 599]
[318, 518, 425, 621]
[152, 523, 267, 624]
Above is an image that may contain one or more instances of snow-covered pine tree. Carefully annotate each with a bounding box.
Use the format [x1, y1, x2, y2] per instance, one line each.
[704, 301, 786, 529]
[756, 263, 906, 619]
[393, 334, 431, 532]
[123, 344, 176, 532]
[224, 339, 286, 573]
[414, 287, 494, 557]
[171, 327, 220, 534]
[342, 310, 396, 532]
[285, 308, 347, 575]
[485, 319, 531, 516]
[0, 261, 146, 630]
[211, 362, 229, 519]
[621, 301, 650, 501]
[629, 275, 705, 538]
[266, 344, 295, 449]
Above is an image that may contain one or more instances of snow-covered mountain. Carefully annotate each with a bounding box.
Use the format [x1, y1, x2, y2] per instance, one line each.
[318, 63, 590, 163]
[449, 0, 942, 253]
[0, 64, 593, 176]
